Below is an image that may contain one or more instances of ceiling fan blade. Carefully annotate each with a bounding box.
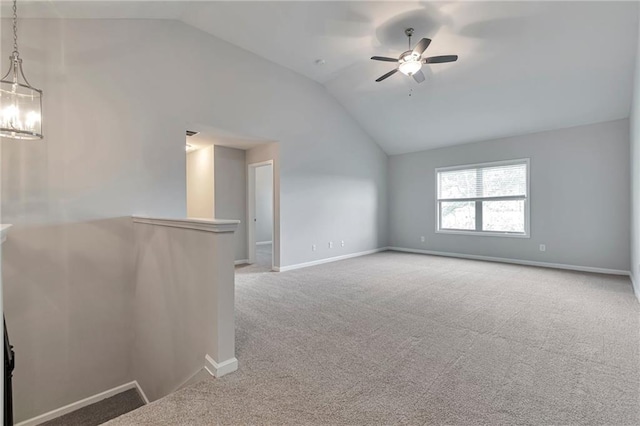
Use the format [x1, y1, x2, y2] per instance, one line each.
[371, 56, 398, 62]
[412, 70, 425, 83]
[424, 55, 458, 64]
[375, 69, 399, 82]
[412, 38, 432, 56]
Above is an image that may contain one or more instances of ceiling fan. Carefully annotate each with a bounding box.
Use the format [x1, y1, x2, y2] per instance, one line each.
[371, 28, 458, 83]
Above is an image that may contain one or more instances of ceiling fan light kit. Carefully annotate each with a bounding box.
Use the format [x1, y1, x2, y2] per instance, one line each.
[371, 27, 458, 84]
[398, 55, 422, 76]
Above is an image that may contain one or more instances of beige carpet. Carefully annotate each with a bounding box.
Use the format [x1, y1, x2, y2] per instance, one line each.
[107, 251, 640, 425]
[255, 242, 272, 268]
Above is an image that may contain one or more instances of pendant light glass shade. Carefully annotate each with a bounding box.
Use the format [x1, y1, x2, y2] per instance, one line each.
[0, 0, 43, 140]
[0, 54, 42, 139]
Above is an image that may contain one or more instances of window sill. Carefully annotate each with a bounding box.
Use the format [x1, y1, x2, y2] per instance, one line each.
[436, 229, 530, 239]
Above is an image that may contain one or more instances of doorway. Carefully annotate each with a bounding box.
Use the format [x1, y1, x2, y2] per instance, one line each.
[247, 161, 274, 270]
[184, 124, 280, 270]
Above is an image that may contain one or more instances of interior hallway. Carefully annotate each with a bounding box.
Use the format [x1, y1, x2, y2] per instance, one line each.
[105, 252, 640, 425]
[236, 242, 273, 274]
[255, 243, 272, 269]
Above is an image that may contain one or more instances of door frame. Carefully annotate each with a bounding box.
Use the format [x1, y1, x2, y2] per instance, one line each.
[247, 160, 275, 269]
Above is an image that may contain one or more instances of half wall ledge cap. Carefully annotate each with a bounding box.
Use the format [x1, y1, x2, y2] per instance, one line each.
[132, 216, 240, 233]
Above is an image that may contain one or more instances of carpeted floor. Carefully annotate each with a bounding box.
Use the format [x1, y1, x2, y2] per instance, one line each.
[256, 243, 272, 267]
[236, 243, 272, 274]
[107, 251, 640, 425]
[41, 389, 144, 426]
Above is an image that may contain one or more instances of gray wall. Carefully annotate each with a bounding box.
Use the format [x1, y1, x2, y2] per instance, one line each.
[214, 146, 247, 262]
[1, 218, 136, 421]
[131, 220, 236, 402]
[631, 7, 640, 297]
[1, 18, 388, 422]
[389, 119, 631, 271]
[255, 165, 273, 243]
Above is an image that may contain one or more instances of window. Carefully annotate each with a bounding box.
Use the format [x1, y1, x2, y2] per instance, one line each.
[436, 159, 529, 237]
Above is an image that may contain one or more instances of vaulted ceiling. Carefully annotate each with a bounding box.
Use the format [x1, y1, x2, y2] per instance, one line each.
[6, 1, 638, 154]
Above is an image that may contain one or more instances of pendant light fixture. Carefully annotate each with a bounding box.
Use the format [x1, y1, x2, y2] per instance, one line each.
[0, 0, 42, 140]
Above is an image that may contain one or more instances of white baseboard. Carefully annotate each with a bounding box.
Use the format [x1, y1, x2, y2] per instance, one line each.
[630, 273, 640, 303]
[273, 247, 388, 272]
[256, 241, 272, 246]
[204, 354, 238, 378]
[16, 381, 148, 426]
[234, 259, 250, 265]
[388, 247, 630, 276]
[134, 380, 150, 405]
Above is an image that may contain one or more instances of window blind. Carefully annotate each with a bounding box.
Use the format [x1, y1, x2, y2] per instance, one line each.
[437, 162, 527, 200]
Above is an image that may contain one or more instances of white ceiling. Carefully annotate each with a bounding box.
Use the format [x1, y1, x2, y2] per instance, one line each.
[186, 123, 274, 151]
[7, 1, 639, 154]
[186, 133, 268, 152]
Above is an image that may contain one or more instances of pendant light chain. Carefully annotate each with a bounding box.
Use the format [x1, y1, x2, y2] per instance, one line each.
[12, 0, 18, 56]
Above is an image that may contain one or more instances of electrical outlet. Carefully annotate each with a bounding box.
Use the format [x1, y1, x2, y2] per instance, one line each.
[420, 236, 425, 243]
[328, 241, 333, 249]
[311, 244, 316, 252]
[341, 240, 345, 247]
[539, 244, 546, 252]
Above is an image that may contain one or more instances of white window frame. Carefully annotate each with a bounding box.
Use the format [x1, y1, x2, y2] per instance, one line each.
[435, 158, 530, 238]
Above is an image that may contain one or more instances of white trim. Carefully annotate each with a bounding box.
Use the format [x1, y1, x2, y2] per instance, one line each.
[204, 354, 238, 378]
[247, 160, 275, 269]
[435, 229, 530, 239]
[274, 248, 388, 272]
[435, 158, 531, 173]
[15, 381, 148, 426]
[435, 158, 531, 238]
[132, 216, 240, 233]
[388, 247, 630, 276]
[247, 160, 273, 168]
[630, 273, 640, 303]
[0, 224, 12, 244]
[256, 240, 272, 246]
[133, 380, 150, 405]
[234, 259, 250, 265]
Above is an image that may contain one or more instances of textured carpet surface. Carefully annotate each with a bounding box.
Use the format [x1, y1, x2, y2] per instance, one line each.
[236, 243, 272, 273]
[41, 389, 144, 426]
[107, 252, 640, 425]
[255, 243, 272, 268]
